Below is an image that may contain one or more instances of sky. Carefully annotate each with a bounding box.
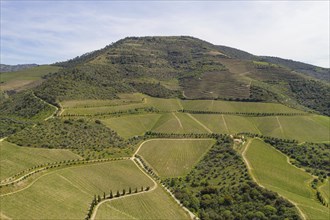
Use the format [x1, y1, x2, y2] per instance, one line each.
[1, 1, 329, 67]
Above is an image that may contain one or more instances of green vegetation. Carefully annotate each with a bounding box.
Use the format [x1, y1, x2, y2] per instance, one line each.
[151, 113, 209, 134]
[245, 139, 329, 219]
[163, 136, 300, 219]
[289, 80, 330, 116]
[0, 141, 80, 180]
[263, 138, 330, 179]
[138, 139, 215, 177]
[319, 178, 329, 204]
[181, 99, 304, 113]
[7, 118, 129, 159]
[0, 91, 56, 120]
[0, 91, 56, 137]
[95, 188, 189, 219]
[102, 114, 161, 139]
[0, 160, 153, 219]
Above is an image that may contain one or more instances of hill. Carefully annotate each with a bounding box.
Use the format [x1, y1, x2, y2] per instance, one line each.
[27, 36, 329, 116]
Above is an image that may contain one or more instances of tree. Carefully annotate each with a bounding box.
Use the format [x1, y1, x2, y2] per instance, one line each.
[109, 190, 113, 198]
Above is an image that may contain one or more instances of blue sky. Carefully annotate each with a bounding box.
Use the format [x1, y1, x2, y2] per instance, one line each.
[1, 1, 329, 67]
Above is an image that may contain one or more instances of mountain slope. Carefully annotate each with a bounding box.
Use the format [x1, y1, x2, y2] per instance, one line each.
[10, 36, 327, 116]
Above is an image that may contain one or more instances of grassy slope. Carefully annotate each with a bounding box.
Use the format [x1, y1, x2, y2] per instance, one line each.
[252, 115, 330, 142]
[138, 139, 215, 177]
[95, 188, 189, 220]
[245, 139, 329, 219]
[191, 113, 329, 142]
[319, 178, 329, 204]
[0, 160, 153, 219]
[0, 141, 81, 180]
[151, 113, 208, 134]
[181, 99, 304, 113]
[102, 114, 162, 139]
[0, 65, 60, 90]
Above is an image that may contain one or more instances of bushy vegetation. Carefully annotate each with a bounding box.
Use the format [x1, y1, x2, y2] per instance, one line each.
[263, 138, 330, 180]
[7, 118, 128, 157]
[0, 91, 54, 119]
[289, 80, 330, 116]
[129, 82, 178, 98]
[163, 137, 300, 219]
[0, 118, 31, 138]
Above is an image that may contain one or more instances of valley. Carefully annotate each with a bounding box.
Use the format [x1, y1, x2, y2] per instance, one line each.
[0, 36, 329, 219]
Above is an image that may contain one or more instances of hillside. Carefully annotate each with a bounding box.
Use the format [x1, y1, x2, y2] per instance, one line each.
[27, 36, 329, 116]
[1, 35, 329, 219]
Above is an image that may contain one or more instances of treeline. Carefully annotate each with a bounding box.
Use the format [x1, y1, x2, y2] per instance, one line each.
[0, 157, 128, 188]
[145, 131, 223, 139]
[62, 107, 159, 118]
[180, 109, 308, 117]
[129, 82, 179, 98]
[85, 186, 151, 220]
[7, 118, 128, 155]
[163, 137, 300, 219]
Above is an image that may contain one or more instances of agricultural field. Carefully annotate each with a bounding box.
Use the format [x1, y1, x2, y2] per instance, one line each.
[181, 99, 304, 113]
[245, 139, 329, 219]
[95, 188, 189, 219]
[252, 115, 330, 142]
[0, 65, 60, 91]
[0, 141, 81, 180]
[101, 114, 162, 138]
[138, 139, 215, 177]
[189, 114, 329, 142]
[151, 112, 210, 134]
[146, 96, 182, 111]
[0, 160, 154, 219]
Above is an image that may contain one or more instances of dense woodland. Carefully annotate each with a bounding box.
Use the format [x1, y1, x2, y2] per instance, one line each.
[7, 118, 129, 158]
[163, 137, 300, 220]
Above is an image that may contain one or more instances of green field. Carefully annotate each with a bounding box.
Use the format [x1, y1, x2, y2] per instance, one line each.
[245, 139, 329, 219]
[95, 188, 189, 219]
[181, 99, 304, 113]
[151, 112, 209, 134]
[319, 178, 330, 204]
[0, 160, 153, 219]
[190, 114, 329, 142]
[0, 65, 60, 91]
[61, 93, 145, 108]
[252, 115, 330, 142]
[102, 114, 162, 138]
[146, 96, 182, 111]
[138, 139, 215, 177]
[0, 141, 81, 180]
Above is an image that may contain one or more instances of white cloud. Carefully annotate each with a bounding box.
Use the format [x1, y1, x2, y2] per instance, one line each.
[0, 1, 329, 67]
